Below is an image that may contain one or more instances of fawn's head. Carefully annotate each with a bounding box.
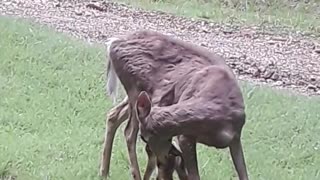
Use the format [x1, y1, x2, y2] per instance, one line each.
[135, 88, 180, 162]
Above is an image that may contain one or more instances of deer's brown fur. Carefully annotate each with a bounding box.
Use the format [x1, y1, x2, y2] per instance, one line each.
[99, 30, 249, 180]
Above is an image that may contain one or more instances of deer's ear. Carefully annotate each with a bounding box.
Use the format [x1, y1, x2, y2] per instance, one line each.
[136, 91, 152, 122]
[159, 85, 175, 107]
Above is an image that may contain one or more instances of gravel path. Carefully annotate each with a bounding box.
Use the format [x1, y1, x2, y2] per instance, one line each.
[1, 0, 320, 96]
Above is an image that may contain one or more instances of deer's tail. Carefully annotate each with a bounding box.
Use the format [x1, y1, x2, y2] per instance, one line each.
[105, 38, 120, 105]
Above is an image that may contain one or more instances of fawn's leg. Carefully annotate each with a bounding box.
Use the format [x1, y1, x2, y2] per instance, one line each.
[178, 135, 200, 180]
[171, 137, 188, 180]
[143, 144, 157, 180]
[155, 148, 188, 180]
[174, 155, 188, 180]
[144, 139, 183, 180]
[100, 97, 129, 177]
[124, 110, 142, 180]
[156, 157, 175, 180]
[155, 148, 176, 180]
[229, 136, 249, 180]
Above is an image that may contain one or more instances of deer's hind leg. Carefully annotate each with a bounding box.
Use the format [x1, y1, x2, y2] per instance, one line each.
[100, 97, 129, 177]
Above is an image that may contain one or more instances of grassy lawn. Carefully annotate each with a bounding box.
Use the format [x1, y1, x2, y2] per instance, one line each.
[0, 16, 320, 180]
[118, 0, 320, 35]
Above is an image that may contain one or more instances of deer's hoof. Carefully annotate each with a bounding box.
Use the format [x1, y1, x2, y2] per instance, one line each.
[99, 167, 108, 178]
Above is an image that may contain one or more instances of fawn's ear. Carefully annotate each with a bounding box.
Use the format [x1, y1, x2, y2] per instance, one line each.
[159, 85, 175, 107]
[136, 91, 152, 123]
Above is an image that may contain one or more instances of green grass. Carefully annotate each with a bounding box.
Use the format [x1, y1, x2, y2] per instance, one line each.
[0, 16, 320, 180]
[117, 0, 320, 35]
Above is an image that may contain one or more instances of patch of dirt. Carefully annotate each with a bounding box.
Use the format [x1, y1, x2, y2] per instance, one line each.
[1, 0, 320, 96]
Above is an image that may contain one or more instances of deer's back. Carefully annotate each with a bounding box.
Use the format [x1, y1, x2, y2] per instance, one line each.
[109, 30, 227, 102]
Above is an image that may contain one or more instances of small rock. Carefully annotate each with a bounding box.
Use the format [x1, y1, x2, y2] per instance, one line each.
[84, 11, 91, 17]
[86, 3, 105, 12]
[3, 1, 12, 5]
[253, 68, 261, 77]
[263, 70, 274, 79]
[200, 42, 208, 47]
[267, 61, 275, 66]
[65, 3, 73, 8]
[307, 84, 317, 91]
[240, 54, 247, 60]
[271, 36, 287, 42]
[282, 80, 292, 85]
[222, 28, 233, 34]
[201, 27, 209, 33]
[258, 66, 266, 73]
[54, 2, 61, 7]
[75, 10, 83, 16]
[229, 62, 237, 68]
[314, 49, 320, 54]
[271, 72, 280, 81]
[267, 40, 277, 45]
[266, 79, 274, 83]
[229, 55, 241, 60]
[274, 81, 283, 86]
[298, 80, 308, 86]
[200, 21, 207, 26]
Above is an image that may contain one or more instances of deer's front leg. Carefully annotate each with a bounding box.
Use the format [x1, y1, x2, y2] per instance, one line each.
[178, 135, 200, 180]
[124, 111, 142, 180]
[229, 136, 249, 180]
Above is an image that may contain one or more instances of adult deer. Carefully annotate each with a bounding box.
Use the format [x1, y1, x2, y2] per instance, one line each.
[99, 30, 249, 180]
[134, 59, 249, 179]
